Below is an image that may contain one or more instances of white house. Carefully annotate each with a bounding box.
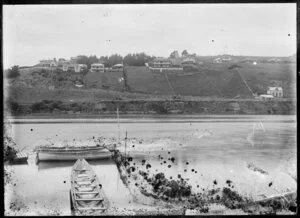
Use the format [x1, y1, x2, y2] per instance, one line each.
[267, 87, 283, 98]
[259, 94, 274, 101]
[222, 56, 231, 62]
[213, 58, 222, 63]
[182, 58, 196, 68]
[153, 58, 172, 68]
[112, 64, 123, 72]
[62, 64, 69, 71]
[62, 62, 87, 72]
[38, 59, 58, 68]
[74, 64, 87, 73]
[90, 63, 105, 73]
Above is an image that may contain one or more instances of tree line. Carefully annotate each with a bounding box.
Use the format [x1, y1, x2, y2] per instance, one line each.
[76, 53, 157, 69]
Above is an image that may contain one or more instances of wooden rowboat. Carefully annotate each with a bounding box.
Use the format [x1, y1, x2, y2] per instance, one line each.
[70, 159, 108, 215]
[36, 146, 112, 161]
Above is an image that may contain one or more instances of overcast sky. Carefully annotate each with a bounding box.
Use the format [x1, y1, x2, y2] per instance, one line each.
[3, 4, 296, 68]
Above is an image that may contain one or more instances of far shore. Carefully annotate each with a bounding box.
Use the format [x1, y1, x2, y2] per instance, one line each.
[4, 113, 296, 124]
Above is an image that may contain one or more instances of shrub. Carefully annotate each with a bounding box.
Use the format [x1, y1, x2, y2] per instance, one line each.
[31, 102, 47, 111]
[228, 64, 242, 70]
[6, 65, 20, 78]
[6, 99, 20, 113]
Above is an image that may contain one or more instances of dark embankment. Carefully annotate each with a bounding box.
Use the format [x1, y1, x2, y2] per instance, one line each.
[6, 99, 296, 116]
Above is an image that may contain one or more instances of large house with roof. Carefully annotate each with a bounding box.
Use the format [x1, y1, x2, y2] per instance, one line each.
[90, 63, 105, 73]
[182, 58, 196, 68]
[38, 59, 58, 68]
[267, 87, 283, 98]
[153, 58, 172, 68]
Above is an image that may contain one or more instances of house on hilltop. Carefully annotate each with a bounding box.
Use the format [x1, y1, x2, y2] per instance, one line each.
[153, 58, 172, 68]
[182, 58, 196, 68]
[267, 87, 283, 97]
[60, 57, 87, 73]
[90, 63, 105, 73]
[111, 64, 123, 72]
[38, 59, 58, 68]
[222, 56, 231, 62]
[259, 94, 274, 101]
[213, 58, 222, 63]
[58, 58, 68, 67]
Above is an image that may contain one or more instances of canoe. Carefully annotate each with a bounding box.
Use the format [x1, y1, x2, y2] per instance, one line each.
[70, 159, 107, 214]
[36, 146, 112, 161]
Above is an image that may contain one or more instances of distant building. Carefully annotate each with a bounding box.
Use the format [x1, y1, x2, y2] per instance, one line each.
[38, 59, 58, 68]
[112, 64, 123, 72]
[267, 87, 283, 97]
[58, 58, 68, 67]
[222, 56, 231, 62]
[90, 63, 105, 73]
[213, 58, 222, 63]
[74, 64, 87, 73]
[153, 58, 172, 68]
[182, 58, 196, 68]
[62, 63, 87, 72]
[268, 58, 281, 63]
[62, 64, 69, 72]
[259, 94, 274, 101]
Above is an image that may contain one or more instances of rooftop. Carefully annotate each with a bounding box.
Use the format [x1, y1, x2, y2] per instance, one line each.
[268, 87, 283, 91]
[91, 63, 104, 66]
[260, 94, 274, 98]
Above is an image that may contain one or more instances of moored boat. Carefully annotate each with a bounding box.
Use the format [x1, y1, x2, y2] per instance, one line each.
[11, 152, 28, 164]
[36, 146, 112, 161]
[70, 159, 108, 214]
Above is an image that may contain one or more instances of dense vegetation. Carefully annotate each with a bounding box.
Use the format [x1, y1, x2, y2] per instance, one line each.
[75, 53, 156, 68]
[6, 65, 20, 79]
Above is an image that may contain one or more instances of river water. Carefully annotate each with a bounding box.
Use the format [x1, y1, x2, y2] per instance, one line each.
[5, 115, 297, 215]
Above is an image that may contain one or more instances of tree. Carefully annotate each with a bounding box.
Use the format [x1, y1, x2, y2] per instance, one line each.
[107, 54, 123, 67]
[169, 50, 179, 59]
[77, 55, 100, 69]
[123, 53, 155, 66]
[6, 65, 20, 78]
[181, 50, 188, 57]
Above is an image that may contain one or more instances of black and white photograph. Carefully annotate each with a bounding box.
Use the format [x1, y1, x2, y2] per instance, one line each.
[3, 2, 297, 215]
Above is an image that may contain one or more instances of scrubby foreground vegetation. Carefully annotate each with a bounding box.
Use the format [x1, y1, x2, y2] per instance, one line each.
[112, 150, 297, 215]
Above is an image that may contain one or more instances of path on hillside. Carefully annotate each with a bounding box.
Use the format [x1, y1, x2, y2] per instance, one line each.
[236, 69, 254, 96]
[164, 72, 176, 95]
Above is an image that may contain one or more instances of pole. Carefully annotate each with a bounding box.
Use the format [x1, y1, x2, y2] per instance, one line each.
[117, 107, 120, 143]
[125, 131, 127, 160]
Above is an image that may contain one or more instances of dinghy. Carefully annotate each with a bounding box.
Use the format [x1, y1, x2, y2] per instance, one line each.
[70, 159, 108, 215]
[36, 146, 112, 161]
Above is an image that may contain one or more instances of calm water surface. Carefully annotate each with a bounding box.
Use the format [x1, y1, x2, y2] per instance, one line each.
[5, 115, 297, 215]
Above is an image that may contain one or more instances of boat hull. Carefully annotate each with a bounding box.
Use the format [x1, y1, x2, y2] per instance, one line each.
[70, 159, 108, 214]
[37, 149, 112, 161]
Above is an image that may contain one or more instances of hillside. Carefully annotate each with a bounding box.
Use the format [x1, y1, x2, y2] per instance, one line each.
[6, 60, 296, 102]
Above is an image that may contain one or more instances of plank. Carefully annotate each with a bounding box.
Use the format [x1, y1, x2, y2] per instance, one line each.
[77, 207, 106, 211]
[75, 191, 99, 194]
[75, 197, 103, 201]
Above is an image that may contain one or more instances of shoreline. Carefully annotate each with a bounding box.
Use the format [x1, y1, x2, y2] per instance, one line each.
[4, 113, 297, 123]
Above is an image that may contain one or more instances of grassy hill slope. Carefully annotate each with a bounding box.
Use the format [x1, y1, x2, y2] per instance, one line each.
[8, 61, 296, 101]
